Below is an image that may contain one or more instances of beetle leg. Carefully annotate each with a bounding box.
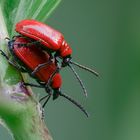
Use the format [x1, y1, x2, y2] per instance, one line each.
[24, 82, 52, 107]
[31, 60, 53, 76]
[45, 67, 60, 88]
[40, 86, 52, 108]
[39, 95, 50, 119]
[0, 49, 9, 60]
[39, 94, 50, 102]
[42, 95, 51, 108]
[0, 49, 27, 72]
[45, 59, 62, 87]
[0, 49, 19, 68]
[23, 82, 44, 88]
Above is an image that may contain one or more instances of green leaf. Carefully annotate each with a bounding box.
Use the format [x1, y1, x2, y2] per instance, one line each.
[0, 0, 61, 37]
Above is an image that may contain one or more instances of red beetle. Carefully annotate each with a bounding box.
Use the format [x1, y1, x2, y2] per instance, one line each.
[15, 19, 99, 97]
[15, 19, 72, 60]
[0, 36, 89, 117]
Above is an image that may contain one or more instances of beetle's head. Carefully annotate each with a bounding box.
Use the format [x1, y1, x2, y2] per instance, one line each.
[62, 56, 72, 67]
[53, 88, 61, 100]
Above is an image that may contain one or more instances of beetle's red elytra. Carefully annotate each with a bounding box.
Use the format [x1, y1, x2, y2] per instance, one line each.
[16, 19, 72, 58]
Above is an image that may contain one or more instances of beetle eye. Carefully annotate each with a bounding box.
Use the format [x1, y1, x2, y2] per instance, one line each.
[62, 56, 71, 67]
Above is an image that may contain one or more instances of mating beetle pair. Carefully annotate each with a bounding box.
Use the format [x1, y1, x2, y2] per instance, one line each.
[1, 19, 98, 117]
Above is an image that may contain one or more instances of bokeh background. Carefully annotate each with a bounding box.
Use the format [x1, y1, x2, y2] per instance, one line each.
[1, 0, 140, 140]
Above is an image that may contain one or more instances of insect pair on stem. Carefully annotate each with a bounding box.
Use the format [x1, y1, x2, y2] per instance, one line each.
[0, 19, 99, 117]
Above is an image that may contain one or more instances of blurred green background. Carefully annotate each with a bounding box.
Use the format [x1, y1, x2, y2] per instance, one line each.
[1, 0, 140, 140]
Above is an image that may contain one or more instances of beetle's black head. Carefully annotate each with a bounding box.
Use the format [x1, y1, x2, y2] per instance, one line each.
[53, 88, 61, 100]
[62, 56, 72, 67]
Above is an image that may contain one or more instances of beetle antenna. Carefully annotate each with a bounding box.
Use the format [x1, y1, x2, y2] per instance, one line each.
[59, 92, 89, 117]
[70, 60, 99, 77]
[68, 64, 88, 97]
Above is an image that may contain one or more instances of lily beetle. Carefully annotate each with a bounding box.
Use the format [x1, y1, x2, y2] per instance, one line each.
[15, 19, 99, 97]
[0, 36, 89, 117]
[0, 19, 99, 117]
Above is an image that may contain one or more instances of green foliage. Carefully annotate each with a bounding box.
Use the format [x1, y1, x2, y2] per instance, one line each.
[0, 0, 61, 37]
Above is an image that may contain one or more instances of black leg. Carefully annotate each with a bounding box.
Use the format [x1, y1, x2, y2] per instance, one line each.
[39, 94, 50, 102]
[45, 67, 61, 87]
[24, 82, 51, 108]
[31, 60, 52, 76]
[42, 95, 51, 108]
[24, 82, 44, 88]
[0, 49, 19, 68]
[0, 49, 27, 72]
[41, 85, 53, 107]
[0, 49, 9, 60]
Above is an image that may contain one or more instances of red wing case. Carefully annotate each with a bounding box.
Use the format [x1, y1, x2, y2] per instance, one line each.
[16, 19, 64, 50]
[13, 37, 61, 86]
[16, 19, 72, 57]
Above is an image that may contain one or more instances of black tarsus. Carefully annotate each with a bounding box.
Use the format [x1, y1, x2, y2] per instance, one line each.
[23, 82, 44, 88]
[0, 49, 9, 60]
[39, 94, 50, 102]
[42, 95, 51, 108]
[45, 66, 61, 87]
[0, 49, 25, 71]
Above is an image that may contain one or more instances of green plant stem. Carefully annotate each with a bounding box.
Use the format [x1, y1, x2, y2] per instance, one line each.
[0, 10, 52, 140]
[0, 95, 52, 140]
